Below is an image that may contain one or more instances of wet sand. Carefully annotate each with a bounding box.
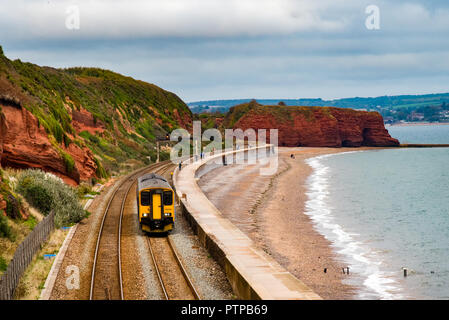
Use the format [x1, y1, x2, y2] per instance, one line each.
[199, 147, 375, 300]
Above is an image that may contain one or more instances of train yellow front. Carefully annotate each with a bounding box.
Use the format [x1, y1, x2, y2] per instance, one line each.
[136, 173, 175, 233]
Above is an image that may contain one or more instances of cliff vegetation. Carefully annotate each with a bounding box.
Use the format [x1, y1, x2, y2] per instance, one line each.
[222, 101, 399, 147]
[0, 45, 192, 184]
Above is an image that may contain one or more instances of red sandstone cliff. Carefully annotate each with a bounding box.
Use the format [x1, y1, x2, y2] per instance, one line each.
[0, 48, 193, 186]
[71, 107, 106, 135]
[0, 103, 97, 185]
[228, 104, 399, 147]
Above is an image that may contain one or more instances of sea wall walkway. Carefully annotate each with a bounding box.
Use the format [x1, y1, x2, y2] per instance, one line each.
[173, 146, 321, 300]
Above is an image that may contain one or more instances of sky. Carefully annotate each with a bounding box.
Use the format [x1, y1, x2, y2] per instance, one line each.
[0, 0, 448, 102]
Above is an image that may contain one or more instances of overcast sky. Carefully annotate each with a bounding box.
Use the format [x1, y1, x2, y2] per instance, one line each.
[1, 0, 448, 102]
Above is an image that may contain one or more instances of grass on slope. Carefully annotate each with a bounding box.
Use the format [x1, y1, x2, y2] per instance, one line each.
[0, 45, 191, 178]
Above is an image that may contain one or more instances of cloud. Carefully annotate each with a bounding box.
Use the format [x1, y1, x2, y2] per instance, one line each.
[1, 0, 449, 101]
[0, 0, 350, 40]
[379, 1, 449, 32]
[2, 0, 447, 40]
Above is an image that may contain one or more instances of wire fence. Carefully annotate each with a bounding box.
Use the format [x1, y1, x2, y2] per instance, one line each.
[0, 210, 55, 300]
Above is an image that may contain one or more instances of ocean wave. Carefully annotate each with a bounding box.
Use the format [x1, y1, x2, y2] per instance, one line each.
[304, 152, 405, 300]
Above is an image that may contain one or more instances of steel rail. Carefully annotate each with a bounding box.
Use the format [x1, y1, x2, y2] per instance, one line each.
[167, 235, 201, 300]
[89, 161, 169, 300]
[145, 161, 200, 300]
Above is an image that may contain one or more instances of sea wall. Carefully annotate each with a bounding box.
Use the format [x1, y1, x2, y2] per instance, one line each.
[173, 147, 322, 300]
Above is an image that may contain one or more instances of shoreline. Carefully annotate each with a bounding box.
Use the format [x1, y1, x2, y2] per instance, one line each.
[302, 149, 404, 300]
[387, 122, 449, 127]
[199, 147, 380, 299]
[255, 147, 372, 299]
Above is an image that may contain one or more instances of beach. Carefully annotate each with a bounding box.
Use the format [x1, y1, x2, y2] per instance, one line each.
[198, 147, 376, 299]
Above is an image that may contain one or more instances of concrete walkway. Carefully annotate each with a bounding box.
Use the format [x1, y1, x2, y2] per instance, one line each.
[174, 146, 321, 300]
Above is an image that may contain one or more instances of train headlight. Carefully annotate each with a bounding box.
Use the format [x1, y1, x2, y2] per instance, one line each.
[164, 213, 171, 217]
[143, 213, 148, 217]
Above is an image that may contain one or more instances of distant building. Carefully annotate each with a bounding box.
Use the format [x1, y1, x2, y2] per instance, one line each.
[408, 111, 425, 121]
[384, 116, 395, 124]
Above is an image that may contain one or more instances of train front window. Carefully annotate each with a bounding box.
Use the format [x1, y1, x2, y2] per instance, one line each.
[141, 191, 151, 206]
[163, 191, 173, 206]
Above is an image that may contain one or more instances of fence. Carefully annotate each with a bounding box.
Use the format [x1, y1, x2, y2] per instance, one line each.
[0, 210, 55, 300]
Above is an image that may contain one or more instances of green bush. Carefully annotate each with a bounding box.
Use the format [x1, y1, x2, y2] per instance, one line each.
[0, 214, 12, 239]
[16, 169, 86, 227]
[63, 133, 72, 147]
[76, 183, 92, 198]
[23, 215, 38, 230]
[93, 157, 108, 179]
[61, 152, 75, 174]
[17, 178, 52, 214]
[0, 256, 8, 272]
[4, 193, 22, 220]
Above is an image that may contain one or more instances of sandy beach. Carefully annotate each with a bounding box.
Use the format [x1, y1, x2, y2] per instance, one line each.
[198, 147, 376, 300]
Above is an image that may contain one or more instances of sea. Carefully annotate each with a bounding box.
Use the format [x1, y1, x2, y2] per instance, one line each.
[305, 124, 449, 299]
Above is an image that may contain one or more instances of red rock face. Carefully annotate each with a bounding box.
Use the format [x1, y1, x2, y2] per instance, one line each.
[71, 107, 105, 135]
[173, 108, 193, 132]
[0, 104, 97, 185]
[233, 106, 399, 147]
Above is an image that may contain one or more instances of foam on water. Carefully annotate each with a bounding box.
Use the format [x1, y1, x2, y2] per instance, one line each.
[305, 152, 405, 299]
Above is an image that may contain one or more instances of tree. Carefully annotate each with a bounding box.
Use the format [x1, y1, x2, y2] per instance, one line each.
[248, 99, 259, 108]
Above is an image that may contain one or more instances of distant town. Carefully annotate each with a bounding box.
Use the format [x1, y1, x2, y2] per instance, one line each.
[379, 103, 449, 124]
[188, 93, 449, 125]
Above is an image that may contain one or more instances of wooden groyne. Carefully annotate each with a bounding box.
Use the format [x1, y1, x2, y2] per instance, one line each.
[399, 144, 449, 148]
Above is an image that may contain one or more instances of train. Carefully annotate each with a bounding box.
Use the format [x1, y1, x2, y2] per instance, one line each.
[136, 173, 175, 233]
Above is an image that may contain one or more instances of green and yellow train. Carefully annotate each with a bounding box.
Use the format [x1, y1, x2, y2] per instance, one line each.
[136, 173, 175, 233]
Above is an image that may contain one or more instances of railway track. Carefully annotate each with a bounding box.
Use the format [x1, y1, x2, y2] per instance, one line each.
[145, 163, 200, 300]
[147, 235, 200, 300]
[89, 161, 172, 300]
